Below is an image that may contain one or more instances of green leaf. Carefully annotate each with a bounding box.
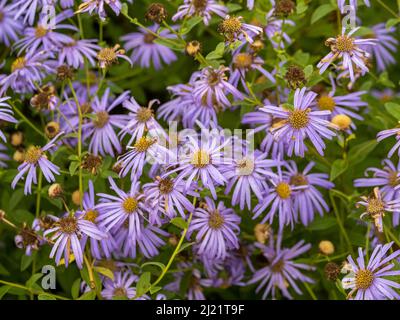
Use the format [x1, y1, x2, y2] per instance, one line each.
[153, 38, 185, 51]
[347, 140, 377, 166]
[71, 278, 81, 299]
[386, 18, 400, 29]
[21, 254, 33, 271]
[177, 242, 195, 254]
[311, 4, 335, 24]
[330, 159, 348, 181]
[296, 0, 308, 14]
[180, 16, 203, 35]
[226, 3, 242, 12]
[205, 42, 225, 60]
[308, 216, 337, 231]
[170, 217, 188, 229]
[150, 286, 162, 295]
[384, 102, 400, 120]
[69, 161, 80, 176]
[78, 290, 96, 300]
[141, 261, 165, 271]
[0, 286, 11, 299]
[378, 72, 395, 88]
[38, 294, 56, 300]
[303, 65, 313, 79]
[93, 266, 114, 281]
[136, 272, 151, 297]
[26, 273, 43, 288]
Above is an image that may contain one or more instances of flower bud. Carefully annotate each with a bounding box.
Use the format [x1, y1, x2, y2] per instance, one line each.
[319, 240, 335, 255]
[72, 190, 81, 206]
[285, 65, 306, 89]
[48, 183, 63, 199]
[274, 0, 295, 17]
[254, 223, 271, 244]
[13, 149, 25, 163]
[45, 121, 60, 139]
[185, 40, 202, 57]
[331, 114, 352, 131]
[10, 131, 24, 147]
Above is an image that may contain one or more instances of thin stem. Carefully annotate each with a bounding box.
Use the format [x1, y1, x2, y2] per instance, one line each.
[303, 282, 317, 300]
[68, 80, 83, 210]
[365, 222, 371, 261]
[330, 192, 353, 254]
[11, 102, 46, 138]
[35, 171, 43, 218]
[377, 0, 399, 18]
[0, 279, 69, 300]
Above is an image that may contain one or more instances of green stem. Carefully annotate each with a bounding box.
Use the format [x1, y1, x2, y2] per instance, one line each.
[11, 102, 46, 138]
[68, 80, 84, 210]
[377, 0, 399, 18]
[0, 279, 69, 300]
[304, 282, 317, 300]
[365, 222, 371, 261]
[35, 171, 42, 218]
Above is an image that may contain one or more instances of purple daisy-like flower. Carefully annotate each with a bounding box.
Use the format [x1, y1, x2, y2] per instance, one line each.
[14, 10, 77, 55]
[377, 125, 400, 158]
[78, 180, 116, 260]
[9, 0, 43, 26]
[313, 74, 367, 131]
[44, 213, 107, 268]
[357, 187, 400, 233]
[262, 87, 337, 157]
[188, 197, 241, 260]
[172, 0, 228, 26]
[82, 88, 130, 157]
[284, 160, 334, 226]
[96, 177, 147, 239]
[264, 8, 295, 49]
[317, 27, 376, 82]
[0, 0, 22, 46]
[252, 165, 301, 229]
[248, 233, 314, 299]
[354, 159, 400, 226]
[77, 0, 123, 21]
[363, 23, 398, 72]
[342, 242, 400, 300]
[229, 52, 275, 93]
[14, 221, 41, 256]
[0, 97, 17, 142]
[119, 97, 165, 146]
[0, 50, 54, 96]
[338, 0, 370, 13]
[58, 39, 100, 69]
[218, 15, 263, 44]
[223, 149, 277, 210]
[192, 66, 244, 110]
[121, 24, 177, 70]
[143, 176, 197, 219]
[165, 134, 230, 199]
[11, 132, 63, 195]
[101, 271, 147, 300]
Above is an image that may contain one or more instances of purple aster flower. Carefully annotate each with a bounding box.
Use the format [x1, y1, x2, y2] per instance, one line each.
[354, 159, 400, 226]
[121, 24, 177, 70]
[223, 149, 277, 210]
[165, 134, 230, 199]
[11, 133, 63, 195]
[113, 223, 168, 259]
[377, 126, 400, 158]
[96, 177, 147, 239]
[0, 97, 17, 142]
[248, 233, 314, 299]
[338, 0, 370, 13]
[0, 143, 10, 168]
[101, 271, 148, 300]
[119, 97, 166, 146]
[342, 242, 400, 300]
[0, 50, 54, 96]
[313, 74, 367, 131]
[77, 0, 123, 21]
[192, 66, 244, 110]
[317, 27, 376, 83]
[361, 23, 398, 72]
[78, 180, 116, 260]
[44, 213, 107, 268]
[372, 88, 400, 103]
[218, 15, 263, 44]
[253, 164, 305, 229]
[14, 10, 77, 55]
[284, 160, 334, 226]
[143, 176, 197, 220]
[58, 39, 101, 69]
[9, 0, 43, 25]
[0, 0, 22, 46]
[172, 0, 228, 26]
[262, 87, 337, 157]
[357, 187, 400, 233]
[264, 8, 295, 49]
[82, 88, 130, 157]
[14, 221, 41, 256]
[229, 52, 275, 92]
[188, 197, 241, 260]
[117, 136, 173, 182]
[96, 44, 132, 69]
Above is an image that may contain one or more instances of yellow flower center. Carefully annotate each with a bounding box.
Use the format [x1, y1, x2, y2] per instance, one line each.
[367, 198, 385, 216]
[234, 53, 253, 69]
[288, 109, 310, 129]
[317, 95, 336, 111]
[219, 16, 242, 34]
[355, 269, 374, 290]
[123, 197, 138, 214]
[113, 287, 127, 297]
[237, 157, 255, 176]
[208, 210, 225, 229]
[93, 111, 109, 128]
[11, 57, 27, 72]
[58, 216, 78, 234]
[158, 178, 174, 194]
[191, 150, 210, 168]
[35, 26, 48, 38]
[136, 107, 153, 123]
[290, 174, 308, 186]
[276, 182, 291, 199]
[133, 136, 156, 152]
[335, 35, 355, 52]
[84, 209, 99, 223]
[332, 114, 352, 130]
[388, 170, 400, 187]
[25, 146, 42, 164]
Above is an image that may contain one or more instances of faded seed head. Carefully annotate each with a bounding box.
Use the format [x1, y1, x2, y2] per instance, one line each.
[25, 146, 42, 164]
[158, 178, 174, 194]
[208, 210, 225, 229]
[233, 53, 253, 69]
[93, 111, 110, 128]
[58, 216, 78, 234]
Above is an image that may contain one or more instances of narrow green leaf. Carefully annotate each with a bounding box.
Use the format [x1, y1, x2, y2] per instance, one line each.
[93, 266, 114, 281]
[136, 272, 151, 297]
[141, 261, 165, 271]
[0, 286, 11, 299]
[311, 4, 335, 24]
[330, 159, 348, 181]
[170, 217, 188, 229]
[384, 102, 400, 120]
[38, 294, 56, 300]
